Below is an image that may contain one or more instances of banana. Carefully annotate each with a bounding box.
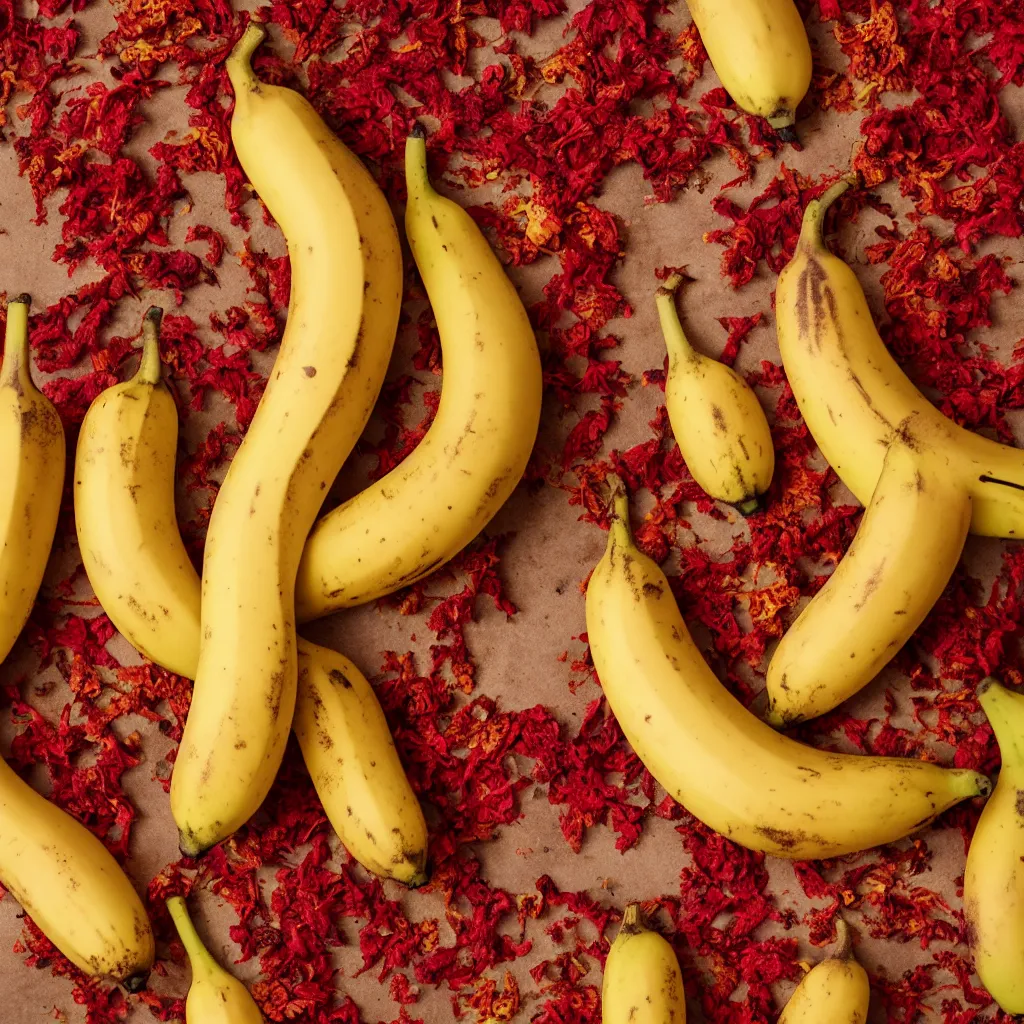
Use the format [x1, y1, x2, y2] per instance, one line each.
[0, 294, 65, 665]
[602, 904, 686, 1024]
[585, 480, 990, 859]
[167, 896, 263, 1023]
[778, 919, 869, 1024]
[0, 754, 153, 985]
[171, 23, 402, 855]
[685, 0, 811, 137]
[963, 678, 1024, 1015]
[75, 308, 199, 677]
[293, 124, 542, 620]
[765, 436, 970, 726]
[777, 176, 1024, 539]
[656, 275, 774, 514]
[293, 644, 428, 885]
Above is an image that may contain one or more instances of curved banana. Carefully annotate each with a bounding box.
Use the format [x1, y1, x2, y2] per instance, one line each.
[293, 125, 542, 619]
[778, 919, 869, 1024]
[685, 0, 811, 137]
[602, 904, 686, 1024]
[0, 755, 153, 985]
[657, 275, 773, 514]
[75, 308, 199, 677]
[167, 897, 263, 1023]
[0, 294, 65, 664]
[777, 177, 1024, 539]
[585, 480, 990, 859]
[293, 644, 428, 885]
[963, 679, 1024, 1015]
[171, 23, 402, 856]
[766, 437, 970, 726]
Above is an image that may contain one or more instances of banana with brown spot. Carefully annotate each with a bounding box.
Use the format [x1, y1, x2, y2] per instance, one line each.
[778, 919, 869, 1024]
[585, 479, 990, 859]
[293, 124, 542, 619]
[171, 23, 403, 856]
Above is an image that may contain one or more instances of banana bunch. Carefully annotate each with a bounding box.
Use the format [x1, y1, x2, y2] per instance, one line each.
[585, 480, 989, 859]
[602, 904, 686, 1023]
[963, 679, 1024, 1015]
[778, 920, 869, 1024]
[167, 896, 264, 1023]
[685, 0, 811, 139]
[656, 275, 773, 514]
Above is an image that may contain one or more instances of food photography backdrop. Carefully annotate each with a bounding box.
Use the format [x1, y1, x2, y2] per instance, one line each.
[1, 0, 1023, 1021]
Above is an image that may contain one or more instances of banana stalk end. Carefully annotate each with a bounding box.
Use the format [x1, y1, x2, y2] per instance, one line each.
[136, 307, 165, 385]
[226, 21, 267, 94]
[799, 174, 857, 251]
[9, 293, 31, 307]
[618, 903, 645, 936]
[833, 917, 853, 960]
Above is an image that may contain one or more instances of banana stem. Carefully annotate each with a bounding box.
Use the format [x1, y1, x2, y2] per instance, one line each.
[226, 21, 266, 96]
[167, 897, 215, 978]
[405, 125, 433, 204]
[799, 174, 857, 251]
[135, 307, 164, 385]
[606, 475, 632, 550]
[978, 678, 1024, 769]
[2, 294, 32, 392]
[655, 277, 697, 366]
[832, 917, 853, 960]
[618, 903, 645, 936]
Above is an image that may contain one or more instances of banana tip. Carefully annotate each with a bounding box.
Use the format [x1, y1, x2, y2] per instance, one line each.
[123, 970, 149, 994]
[177, 832, 209, 860]
[410, 121, 427, 140]
[144, 305, 163, 326]
[977, 677, 998, 698]
[775, 124, 800, 146]
[974, 773, 993, 799]
[405, 870, 431, 889]
[9, 293, 30, 307]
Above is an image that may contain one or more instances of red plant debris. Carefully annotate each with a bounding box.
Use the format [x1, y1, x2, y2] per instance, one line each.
[2, 0, 1024, 1021]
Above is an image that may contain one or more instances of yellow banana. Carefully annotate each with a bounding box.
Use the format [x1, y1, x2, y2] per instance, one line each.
[766, 436, 970, 726]
[293, 125, 542, 619]
[167, 896, 263, 1023]
[0, 754, 153, 985]
[171, 23, 402, 855]
[602, 904, 686, 1024]
[656, 275, 773, 514]
[777, 177, 1024, 539]
[75, 308, 199, 677]
[0, 294, 65, 664]
[685, 0, 811, 137]
[585, 480, 990, 859]
[293, 644, 428, 885]
[778, 919, 869, 1024]
[963, 679, 1024, 1015]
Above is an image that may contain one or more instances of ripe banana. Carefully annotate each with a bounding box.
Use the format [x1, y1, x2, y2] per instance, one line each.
[963, 678, 1024, 1015]
[685, 0, 811, 137]
[167, 896, 263, 1023]
[602, 904, 686, 1024]
[765, 436, 970, 726]
[293, 644, 428, 885]
[171, 23, 402, 855]
[75, 308, 199, 678]
[585, 480, 990, 859]
[777, 177, 1024, 539]
[293, 124, 542, 619]
[0, 294, 65, 665]
[778, 919, 869, 1024]
[0, 754, 153, 985]
[656, 275, 773, 514]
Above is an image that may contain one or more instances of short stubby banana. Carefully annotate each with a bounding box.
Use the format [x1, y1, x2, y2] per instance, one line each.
[75, 308, 200, 678]
[0, 295, 65, 665]
[167, 897, 264, 1023]
[778, 919, 869, 1024]
[171, 23, 402, 856]
[657, 275, 773, 514]
[602, 904, 686, 1024]
[686, 0, 811, 136]
[585, 481, 990, 859]
[963, 679, 1024, 1015]
[293, 644, 428, 885]
[766, 437, 971, 726]
[777, 177, 1024, 539]
[293, 126, 542, 619]
[0, 755, 154, 985]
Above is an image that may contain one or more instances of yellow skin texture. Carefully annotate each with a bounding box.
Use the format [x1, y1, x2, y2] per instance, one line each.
[293, 131, 542, 619]
[171, 24, 402, 855]
[0, 754, 154, 983]
[602, 904, 685, 1024]
[766, 437, 971, 726]
[963, 679, 1024, 1015]
[686, 0, 811, 128]
[585, 483, 990, 859]
[657, 276, 774, 513]
[776, 178, 1024, 539]
[778, 922, 869, 1024]
[167, 897, 264, 1024]
[0, 297, 65, 664]
[75, 311, 201, 678]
